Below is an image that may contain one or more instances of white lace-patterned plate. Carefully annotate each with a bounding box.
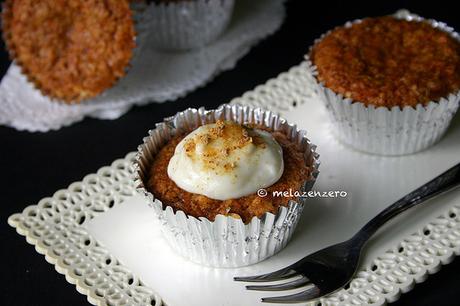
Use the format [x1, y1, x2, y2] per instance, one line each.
[8, 62, 460, 306]
[0, 0, 285, 132]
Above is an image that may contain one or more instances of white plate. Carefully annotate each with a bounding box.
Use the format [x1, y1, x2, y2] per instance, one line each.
[9, 62, 460, 306]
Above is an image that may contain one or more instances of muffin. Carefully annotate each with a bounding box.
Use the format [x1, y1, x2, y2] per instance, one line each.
[307, 10, 460, 155]
[1, 0, 136, 103]
[142, 0, 235, 51]
[135, 104, 319, 267]
[148, 120, 310, 223]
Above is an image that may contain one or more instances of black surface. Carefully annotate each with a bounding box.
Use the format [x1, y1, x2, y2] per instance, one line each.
[1, 0, 459, 305]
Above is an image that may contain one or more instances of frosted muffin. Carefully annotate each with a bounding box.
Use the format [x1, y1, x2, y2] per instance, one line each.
[136, 104, 319, 267]
[307, 11, 460, 155]
[2, 0, 136, 103]
[148, 120, 310, 223]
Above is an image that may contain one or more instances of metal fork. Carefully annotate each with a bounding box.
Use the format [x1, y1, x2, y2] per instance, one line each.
[235, 162, 460, 303]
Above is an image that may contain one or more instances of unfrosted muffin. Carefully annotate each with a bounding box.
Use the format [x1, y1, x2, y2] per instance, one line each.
[2, 0, 136, 103]
[311, 16, 460, 108]
[307, 12, 460, 155]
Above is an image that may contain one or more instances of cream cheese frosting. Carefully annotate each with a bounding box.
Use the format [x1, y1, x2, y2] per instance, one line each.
[167, 120, 284, 200]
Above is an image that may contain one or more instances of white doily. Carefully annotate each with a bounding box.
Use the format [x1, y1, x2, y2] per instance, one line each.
[0, 0, 285, 132]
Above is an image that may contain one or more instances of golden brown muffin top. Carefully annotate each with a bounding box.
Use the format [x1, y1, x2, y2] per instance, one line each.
[2, 0, 136, 103]
[311, 16, 460, 108]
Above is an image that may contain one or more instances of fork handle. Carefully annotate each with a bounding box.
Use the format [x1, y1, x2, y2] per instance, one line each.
[356, 162, 460, 243]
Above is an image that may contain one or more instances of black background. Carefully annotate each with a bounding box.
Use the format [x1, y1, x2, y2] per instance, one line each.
[1, 0, 459, 305]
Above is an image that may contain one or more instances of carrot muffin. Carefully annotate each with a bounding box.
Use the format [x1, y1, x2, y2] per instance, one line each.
[147, 120, 311, 224]
[307, 12, 460, 155]
[311, 16, 460, 108]
[136, 105, 319, 267]
[2, 0, 136, 102]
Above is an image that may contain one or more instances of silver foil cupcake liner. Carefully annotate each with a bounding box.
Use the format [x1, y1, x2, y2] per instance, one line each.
[305, 9, 460, 156]
[131, 2, 149, 59]
[142, 0, 235, 51]
[135, 104, 320, 267]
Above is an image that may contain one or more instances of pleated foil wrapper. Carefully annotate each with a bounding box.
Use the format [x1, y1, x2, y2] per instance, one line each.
[142, 0, 235, 51]
[306, 9, 460, 156]
[135, 104, 320, 267]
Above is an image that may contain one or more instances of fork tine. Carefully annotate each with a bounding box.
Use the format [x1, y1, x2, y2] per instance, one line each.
[261, 285, 321, 303]
[246, 276, 310, 291]
[234, 268, 298, 282]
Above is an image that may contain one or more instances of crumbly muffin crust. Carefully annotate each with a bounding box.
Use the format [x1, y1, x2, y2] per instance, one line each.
[147, 125, 311, 224]
[311, 16, 460, 108]
[2, 0, 136, 102]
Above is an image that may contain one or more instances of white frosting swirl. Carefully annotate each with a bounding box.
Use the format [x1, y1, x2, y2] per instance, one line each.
[167, 121, 284, 200]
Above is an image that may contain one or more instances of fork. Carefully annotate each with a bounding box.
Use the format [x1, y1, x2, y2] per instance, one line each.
[234, 162, 460, 303]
